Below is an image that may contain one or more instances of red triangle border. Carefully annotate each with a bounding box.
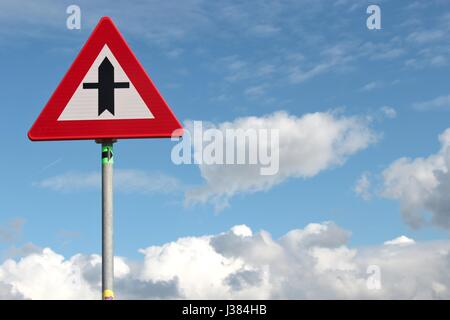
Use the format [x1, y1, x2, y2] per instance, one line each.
[28, 17, 183, 141]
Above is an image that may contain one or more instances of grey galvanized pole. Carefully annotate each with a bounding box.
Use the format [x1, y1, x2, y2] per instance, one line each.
[101, 140, 114, 300]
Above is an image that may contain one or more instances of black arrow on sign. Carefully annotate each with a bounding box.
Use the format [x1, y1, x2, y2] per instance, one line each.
[83, 57, 130, 116]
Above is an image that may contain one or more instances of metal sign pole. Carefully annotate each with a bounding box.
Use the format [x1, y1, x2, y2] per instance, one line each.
[101, 140, 115, 300]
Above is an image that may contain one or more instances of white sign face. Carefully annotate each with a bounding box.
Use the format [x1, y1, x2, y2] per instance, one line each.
[58, 45, 154, 121]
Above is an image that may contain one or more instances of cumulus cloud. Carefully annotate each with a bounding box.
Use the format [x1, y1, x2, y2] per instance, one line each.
[0, 249, 179, 300]
[0, 248, 97, 299]
[185, 111, 377, 211]
[384, 235, 415, 246]
[381, 128, 450, 229]
[1, 222, 449, 299]
[0, 282, 24, 299]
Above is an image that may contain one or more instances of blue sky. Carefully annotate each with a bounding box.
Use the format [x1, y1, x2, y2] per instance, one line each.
[1, 0, 450, 299]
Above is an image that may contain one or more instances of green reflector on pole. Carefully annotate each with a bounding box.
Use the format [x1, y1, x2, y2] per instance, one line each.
[102, 144, 114, 164]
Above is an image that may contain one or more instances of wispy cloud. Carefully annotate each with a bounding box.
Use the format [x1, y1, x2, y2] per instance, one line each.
[166, 48, 184, 59]
[380, 106, 397, 119]
[244, 85, 267, 97]
[0, 218, 25, 243]
[361, 81, 383, 92]
[407, 30, 445, 44]
[354, 172, 371, 200]
[34, 169, 182, 194]
[35, 171, 99, 191]
[289, 43, 355, 84]
[289, 63, 331, 84]
[374, 48, 405, 60]
[0, 0, 214, 46]
[248, 24, 280, 37]
[413, 94, 450, 111]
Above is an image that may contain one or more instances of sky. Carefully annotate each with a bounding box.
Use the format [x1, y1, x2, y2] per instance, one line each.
[1, 0, 450, 299]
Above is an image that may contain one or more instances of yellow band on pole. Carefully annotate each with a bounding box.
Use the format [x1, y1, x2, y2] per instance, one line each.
[103, 289, 114, 300]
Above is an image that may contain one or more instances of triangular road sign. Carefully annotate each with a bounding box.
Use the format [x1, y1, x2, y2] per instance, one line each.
[28, 17, 183, 141]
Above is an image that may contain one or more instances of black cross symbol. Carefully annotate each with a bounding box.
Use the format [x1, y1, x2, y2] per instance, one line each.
[83, 57, 130, 116]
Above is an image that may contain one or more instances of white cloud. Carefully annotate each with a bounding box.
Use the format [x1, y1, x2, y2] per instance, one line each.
[384, 235, 415, 246]
[281, 222, 351, 250]
[0, 218, 25, 243]
[139, 234, 248, 299]
[244, 85, 267, 97]
[185, 111, 377, 211]
[430, 55, 447, 66]
[0, 0, 212, 44]
[35, 172, 99, 191]
[288, 43, 355, 84]
[0, 248, 178, 299]
[114, 170, 181, 194]
[361, 81, 382, 92]
[1, 222, 449, 299]
[0, 248, 97, 299]
[381, 128, 450, 229]
[413, 94, 450, 111]
[407, 30, 445, 44]
[354, 172, 371, 200]
[35, 169, 181, 194]
[0, 0, 63, 39]
[217, 47, 346, 86]
[374, 48, 405, 60]
[289, 63, 331, 83]
[249, 24, 280, 37]
[358, 39, 405, 62]
[405, 55, 448, 70]
[166, 48, 184, 58]
[218, 56, 251, 83]
[380, 106, 397, 119]
[231, 225, 253, 237]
